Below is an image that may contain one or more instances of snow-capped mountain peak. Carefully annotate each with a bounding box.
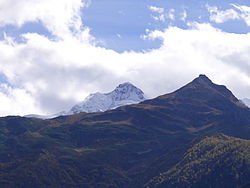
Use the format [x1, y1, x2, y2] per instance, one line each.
[110, 82, 145, 102]
[25, 82, 146, 119]
[68, 82, 146, 114]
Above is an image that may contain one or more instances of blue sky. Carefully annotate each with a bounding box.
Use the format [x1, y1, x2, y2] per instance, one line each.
[0, 0, 249, 116]
[83, 0, 250, 52]
[1, 0, 249, 52]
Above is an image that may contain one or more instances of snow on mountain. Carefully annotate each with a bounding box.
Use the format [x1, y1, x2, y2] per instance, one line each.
[241, 98, 250, 108]
[68, 82, 146, 114]
[25, 82, 146, 119]
[24, 114, 54, 119]
[24, 111, 68, 119]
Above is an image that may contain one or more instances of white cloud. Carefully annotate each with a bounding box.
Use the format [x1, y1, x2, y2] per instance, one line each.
[142, 23, 250, 95]
[1, 22, 250, 116]
[207, 4, 250, 26]
[166, 9, 175, 21]
[148, 6, 164, 14]
[0, 1, 250, 116]
[149, 7, 175, 22]
[207, 5, 239, 23]
[0, 84, 39, 116]
[149, 6, 165, 22]
[152, 15, 165, 22]
[117, 34, 122, 38]
[180, 10, 187, 22]
[232, 4, 250, 26]
[0, 0, 88, 39]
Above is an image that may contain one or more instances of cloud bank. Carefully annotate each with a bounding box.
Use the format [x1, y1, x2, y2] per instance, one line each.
[0, 1, 250, 116]
[207, 4, 250, 26]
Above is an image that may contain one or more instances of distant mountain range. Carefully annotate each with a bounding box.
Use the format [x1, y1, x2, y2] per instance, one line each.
[25, 82, 146, 119]
[1, 74, 250, 187]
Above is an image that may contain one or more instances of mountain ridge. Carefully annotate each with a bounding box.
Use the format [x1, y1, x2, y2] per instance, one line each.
[2, 74, 250, 187]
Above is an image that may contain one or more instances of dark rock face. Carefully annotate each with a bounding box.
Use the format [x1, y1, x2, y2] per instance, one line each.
[1, 75, 250, 188]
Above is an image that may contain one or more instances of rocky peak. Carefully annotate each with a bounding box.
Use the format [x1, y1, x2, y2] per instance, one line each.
[110, 82, 145, 102]
[67, 82, 146, 114]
